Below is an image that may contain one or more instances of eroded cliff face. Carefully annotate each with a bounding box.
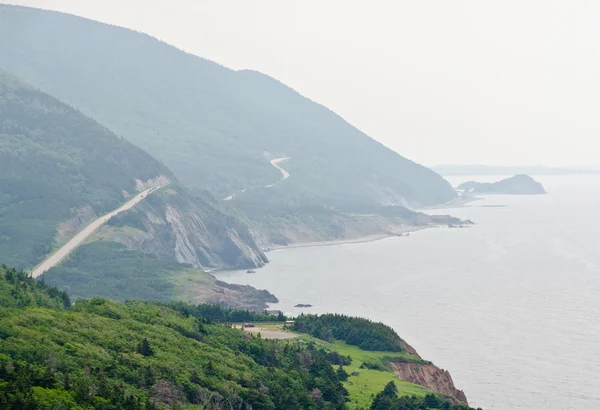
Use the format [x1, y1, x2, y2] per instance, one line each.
[104, 186, 268, 270]
[56, 205, 97, 245]
[390, 361, 468, 404]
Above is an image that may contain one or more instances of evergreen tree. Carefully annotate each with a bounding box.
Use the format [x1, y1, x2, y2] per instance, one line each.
[370, 381, 398, 410]
[137, 338, 155, 357]
[336, 365, 349, 382]
[425, 393, 442, 408]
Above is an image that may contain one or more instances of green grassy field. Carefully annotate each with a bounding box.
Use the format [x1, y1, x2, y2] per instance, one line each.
[301, 337, 434, 409]
[242, 322, 438, 409]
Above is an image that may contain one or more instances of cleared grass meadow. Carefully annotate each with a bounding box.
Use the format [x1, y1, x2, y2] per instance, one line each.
[241, 322, 438, 409]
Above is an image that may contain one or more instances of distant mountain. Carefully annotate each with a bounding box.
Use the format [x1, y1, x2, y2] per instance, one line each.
[0, 69, 271, 305]
[0, 5, 456, 211]
[433, 164, 600, 176]
[458, 175, 547, 195]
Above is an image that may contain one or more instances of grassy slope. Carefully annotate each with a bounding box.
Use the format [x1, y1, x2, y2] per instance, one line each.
[239, 322, 447, 409]
[301, 338, 435, 409]
[42, 240, 276, 310]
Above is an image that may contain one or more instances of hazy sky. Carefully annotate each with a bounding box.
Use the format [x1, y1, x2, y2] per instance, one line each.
[4, 1, 600, 166]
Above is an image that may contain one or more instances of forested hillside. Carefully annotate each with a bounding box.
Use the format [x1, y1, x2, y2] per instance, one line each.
[0, 266, 348, 409]
[292, 314, 407, 352]
[0, 266, 478, 410]
[0, 5, 455, 211]
[0, 69, 271, 307]
[0, 69, 170, 269]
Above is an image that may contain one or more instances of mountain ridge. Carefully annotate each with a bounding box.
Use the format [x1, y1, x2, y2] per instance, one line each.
[0, 68, 273, 307]
[0, 4, 456, 211]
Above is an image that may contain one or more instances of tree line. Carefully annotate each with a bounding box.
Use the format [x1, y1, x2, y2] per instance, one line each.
[292, 313, 405, 352]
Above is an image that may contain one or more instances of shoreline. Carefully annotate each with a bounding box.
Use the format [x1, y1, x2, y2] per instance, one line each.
[418, 195, 481, 211]
[267, 226, 428, 252]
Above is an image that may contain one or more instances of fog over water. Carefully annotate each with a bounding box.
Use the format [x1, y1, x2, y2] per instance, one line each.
[217, 175, 600, 410]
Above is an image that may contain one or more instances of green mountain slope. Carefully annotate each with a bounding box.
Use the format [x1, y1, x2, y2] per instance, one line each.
[0, 69, 271, 305]
[0, 69, 171, 269]
[0, 266, 348, 409]
[0, 266, 477, 410]
[0, 5, 456, 210]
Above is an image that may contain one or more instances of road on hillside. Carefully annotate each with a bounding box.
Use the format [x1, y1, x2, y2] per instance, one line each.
[264, 157, 291, 187]
[31, 187, 162, 278]
[224, 157, 291, 200]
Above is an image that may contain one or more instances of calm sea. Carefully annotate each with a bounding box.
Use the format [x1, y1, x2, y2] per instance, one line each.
[216, 175, 600, 410]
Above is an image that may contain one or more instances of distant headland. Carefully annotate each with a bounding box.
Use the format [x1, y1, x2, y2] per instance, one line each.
[458, 175, 547, 195]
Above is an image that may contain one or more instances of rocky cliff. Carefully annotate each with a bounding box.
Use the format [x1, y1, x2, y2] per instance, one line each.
[390, 361, 468, 404]
[103, 185, 268, 270]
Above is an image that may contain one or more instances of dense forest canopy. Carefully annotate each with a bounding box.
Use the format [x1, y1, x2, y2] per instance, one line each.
[0, 266, 350, 409]
[146, 300, 289, 323]
[292, 314, 406, 352]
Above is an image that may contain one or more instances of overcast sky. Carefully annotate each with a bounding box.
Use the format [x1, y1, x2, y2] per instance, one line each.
[4, 1, 600, 166]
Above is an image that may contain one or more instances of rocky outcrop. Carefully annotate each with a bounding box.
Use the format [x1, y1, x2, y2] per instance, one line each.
[458, 174, 546, 195]
[208, 281, 278, 311]
[104, 185, 268, 270]
[135, 175, 172, 192]
[390, 361, 468, 404]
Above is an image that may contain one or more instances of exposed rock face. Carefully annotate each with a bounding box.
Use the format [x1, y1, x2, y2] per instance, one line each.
[135, 175, 172, 192]
[458, 174, 546, 195]
[105, 186, 268, 270]
[56, 205, 97, 243]
[164, 204, 267, 268]
[208, 281, 279, 311]
[390, 362, 468, 404]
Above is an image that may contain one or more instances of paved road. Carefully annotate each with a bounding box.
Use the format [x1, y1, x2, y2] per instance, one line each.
[265, 157, 290, 187]
[31, 187, 161, 278]
[224, 157, 291, 200]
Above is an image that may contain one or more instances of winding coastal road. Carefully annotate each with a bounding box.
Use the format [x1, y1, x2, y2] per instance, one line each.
[224, 157, 291, 200]
[264, 157, 290, 187]
[31, 187, 162, 278]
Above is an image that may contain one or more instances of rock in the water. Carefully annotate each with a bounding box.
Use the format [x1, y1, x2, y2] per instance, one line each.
[294, 304, 313, 308]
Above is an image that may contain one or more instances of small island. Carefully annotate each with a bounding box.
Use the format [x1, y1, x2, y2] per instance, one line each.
[458, 174, 546, 195]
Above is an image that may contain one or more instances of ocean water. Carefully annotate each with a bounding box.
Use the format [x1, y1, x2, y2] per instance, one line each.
[216, 175, 600, 410]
